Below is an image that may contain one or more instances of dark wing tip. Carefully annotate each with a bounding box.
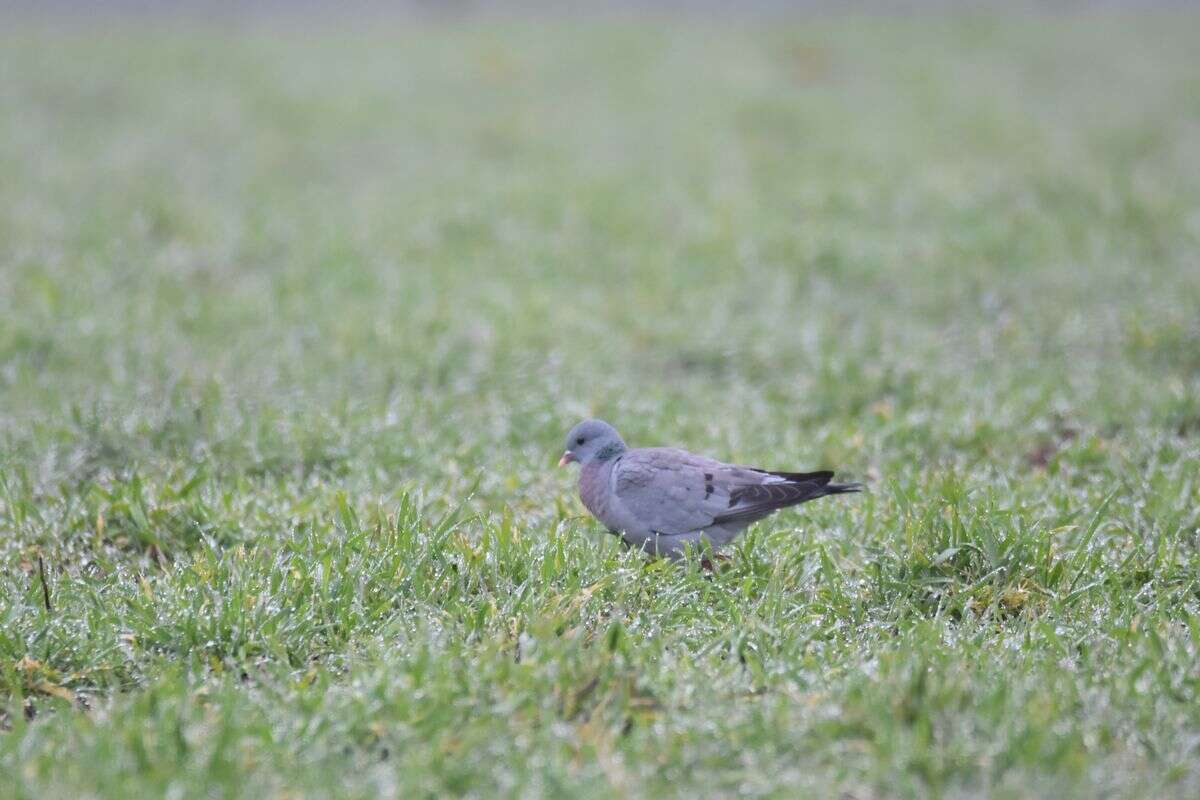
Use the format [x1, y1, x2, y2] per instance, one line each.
[756, 469, 835, 484]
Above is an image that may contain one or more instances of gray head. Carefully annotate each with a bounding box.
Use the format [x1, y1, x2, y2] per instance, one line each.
[559, 419, 627, 467]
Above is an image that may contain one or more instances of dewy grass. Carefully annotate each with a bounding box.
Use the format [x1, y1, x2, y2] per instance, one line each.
[1, 10, 1199, 799]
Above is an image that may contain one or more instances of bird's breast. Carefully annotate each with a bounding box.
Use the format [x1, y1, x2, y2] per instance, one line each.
[578, 460, 616, 523]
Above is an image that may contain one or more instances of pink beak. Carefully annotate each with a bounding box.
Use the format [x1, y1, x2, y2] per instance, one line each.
[558, 451, 578, 467]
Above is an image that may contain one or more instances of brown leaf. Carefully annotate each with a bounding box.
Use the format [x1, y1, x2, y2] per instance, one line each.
[34, 681, 76, 703]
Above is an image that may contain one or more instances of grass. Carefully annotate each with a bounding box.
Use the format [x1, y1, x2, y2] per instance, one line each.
[1, 8, 1199, 798]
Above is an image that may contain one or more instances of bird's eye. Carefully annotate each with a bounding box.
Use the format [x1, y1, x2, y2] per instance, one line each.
[576, 436, 585, 445]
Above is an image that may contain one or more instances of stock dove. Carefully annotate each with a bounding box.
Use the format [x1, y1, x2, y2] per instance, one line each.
[558, 419, 861, 560]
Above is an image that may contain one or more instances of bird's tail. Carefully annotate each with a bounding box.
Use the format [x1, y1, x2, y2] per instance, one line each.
[713, 469, 863, 525]
[763, 469, 863, 497]
[821, 480, 864, 496]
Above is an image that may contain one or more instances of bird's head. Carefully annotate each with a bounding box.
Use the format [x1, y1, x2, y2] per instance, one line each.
[559, 419, 626, 467]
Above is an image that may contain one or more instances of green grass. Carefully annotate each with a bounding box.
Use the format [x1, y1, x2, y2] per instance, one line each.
[2, 10, 1200, 798]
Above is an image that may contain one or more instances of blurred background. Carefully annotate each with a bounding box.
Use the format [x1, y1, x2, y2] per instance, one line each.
[3, 1, 1197, 505]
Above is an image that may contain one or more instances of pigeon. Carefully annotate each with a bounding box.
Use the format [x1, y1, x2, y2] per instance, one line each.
[558, 419, 862, 560]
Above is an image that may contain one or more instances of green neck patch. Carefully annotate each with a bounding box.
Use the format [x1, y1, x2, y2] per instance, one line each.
[595, 442, 626, 462]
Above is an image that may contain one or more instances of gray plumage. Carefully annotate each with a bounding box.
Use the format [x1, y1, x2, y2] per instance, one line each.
[559, 419, 862, 559]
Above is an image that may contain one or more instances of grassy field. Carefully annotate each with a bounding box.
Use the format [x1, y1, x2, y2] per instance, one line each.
[2, 10, 1199, 798]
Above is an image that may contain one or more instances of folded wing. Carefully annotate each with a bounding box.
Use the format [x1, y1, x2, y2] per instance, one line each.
[613, 448, 860, 536]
